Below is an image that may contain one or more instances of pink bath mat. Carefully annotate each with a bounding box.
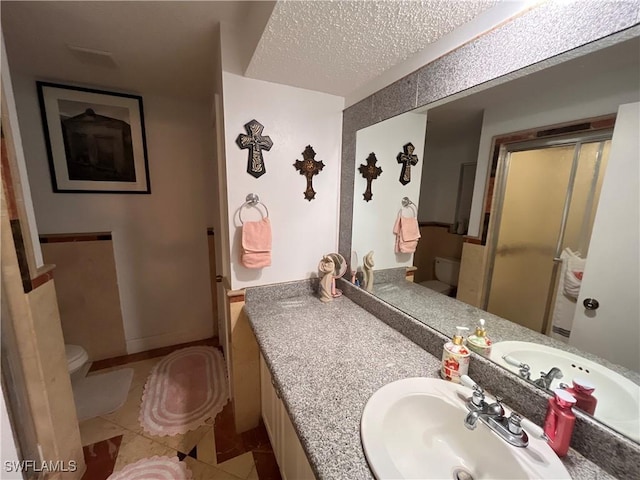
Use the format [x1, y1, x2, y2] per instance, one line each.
[139, 346, 228, 436]
[107, 456, 192, 480]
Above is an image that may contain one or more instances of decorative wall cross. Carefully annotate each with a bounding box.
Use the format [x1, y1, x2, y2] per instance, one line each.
[397, 142, 419, 185]
[293, 145, 324, 201]
[358, 153, 383, 202]
[235, 119, 273, 178]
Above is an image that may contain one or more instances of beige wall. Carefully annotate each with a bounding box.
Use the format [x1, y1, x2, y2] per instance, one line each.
[12, 71, 216, 354]
[41, 238, 127, 361]
[225, 289, 260, 433]
[413, 225, 464, 284]
[2, 185, 84, 479]
[456, 242, 488, 307]
[26, 281, 85, 478]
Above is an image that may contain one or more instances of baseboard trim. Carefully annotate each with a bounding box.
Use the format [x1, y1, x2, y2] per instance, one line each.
[90, 335, 219, 372]
[125, 326, 214, 355]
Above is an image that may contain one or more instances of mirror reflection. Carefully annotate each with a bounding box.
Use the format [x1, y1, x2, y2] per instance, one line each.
[350, 37, 640, 442]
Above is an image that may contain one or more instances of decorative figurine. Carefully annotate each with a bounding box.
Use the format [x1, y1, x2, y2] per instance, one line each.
[363, 251, 375, 292]
[293, 145, 325, 201]
[397, 142, 419, 185]
[350, 250, 359, 285]
[318, 255, 336, 302]
[236, 119, 273, 178]
[358, 153, 383, 202]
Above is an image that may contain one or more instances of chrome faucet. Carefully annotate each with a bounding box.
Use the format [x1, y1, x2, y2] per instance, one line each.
[502, 355, 563, 390]
[461, 377, 508, 431]
[464, 399, 505, 429]
[533, 367, 563, 390]
[460, 375, 548, 448]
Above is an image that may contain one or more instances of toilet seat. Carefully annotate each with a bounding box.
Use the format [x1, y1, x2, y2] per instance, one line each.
[420, 279, 452, 295]
[65, 344, 88, 374]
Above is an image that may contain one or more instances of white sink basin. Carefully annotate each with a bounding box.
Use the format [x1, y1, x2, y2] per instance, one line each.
[490, 341, 640, 442]
[361, 377, 570, 479]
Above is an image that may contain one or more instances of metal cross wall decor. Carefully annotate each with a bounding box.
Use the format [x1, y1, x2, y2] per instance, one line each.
[397, 142, 419, 185]
[293, 145, 325, 201]
[358, 152, 383, 202]
[235, 119, 273, 178]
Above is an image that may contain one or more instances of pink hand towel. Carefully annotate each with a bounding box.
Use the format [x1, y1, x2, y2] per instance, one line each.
[393, 216, 421, 253]
[241, 218, 272, 268]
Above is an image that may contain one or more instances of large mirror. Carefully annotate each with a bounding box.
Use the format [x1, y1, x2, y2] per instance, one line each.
[350, 36, 640, 442]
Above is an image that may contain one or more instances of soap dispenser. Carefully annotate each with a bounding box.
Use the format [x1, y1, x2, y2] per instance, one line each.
[441, 326, 470, 383]
[544, 388, 576, 457]
[467, 318, 492, 357]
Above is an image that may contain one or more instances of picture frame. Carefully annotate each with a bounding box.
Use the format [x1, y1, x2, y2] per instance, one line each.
[36, 81, 151, 194]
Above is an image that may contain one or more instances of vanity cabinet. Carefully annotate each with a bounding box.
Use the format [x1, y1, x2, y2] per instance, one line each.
[260, 354, 316, 480]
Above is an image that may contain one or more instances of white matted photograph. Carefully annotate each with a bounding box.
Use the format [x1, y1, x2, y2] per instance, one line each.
[36, 82, 151, 193]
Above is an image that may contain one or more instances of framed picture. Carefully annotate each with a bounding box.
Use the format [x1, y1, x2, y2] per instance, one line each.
[36, 81, 151, 194]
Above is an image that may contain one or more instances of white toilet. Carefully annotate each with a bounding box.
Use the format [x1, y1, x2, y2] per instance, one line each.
[420, 256, 461, 296]
[65, 344, 90, 382]
[65, 343, 133, 422]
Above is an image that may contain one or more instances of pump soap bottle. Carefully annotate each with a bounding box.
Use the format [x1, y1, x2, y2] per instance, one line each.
[467, 318, 492, 356]
[441, 326, 470, 383]
[544, 388, 577, 457]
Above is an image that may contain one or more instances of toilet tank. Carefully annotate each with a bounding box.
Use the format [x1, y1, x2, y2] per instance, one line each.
[434, 257, 461, 286]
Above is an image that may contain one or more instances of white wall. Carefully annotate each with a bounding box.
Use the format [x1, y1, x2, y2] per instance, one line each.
[222, 72, 344, 289]
[419, 112, 483, 224]
[468, 62, 640, 237]
[352, 112, 427, 271]
[12, 73, 215, 353]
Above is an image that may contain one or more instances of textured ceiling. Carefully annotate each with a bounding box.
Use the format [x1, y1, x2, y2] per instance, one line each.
[246, 0, 499, 97]
[3, 1, 502, 102]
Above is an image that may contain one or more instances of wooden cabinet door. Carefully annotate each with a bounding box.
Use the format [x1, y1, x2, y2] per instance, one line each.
[260, 354, 316, 480]
[260, 355, 279, 460]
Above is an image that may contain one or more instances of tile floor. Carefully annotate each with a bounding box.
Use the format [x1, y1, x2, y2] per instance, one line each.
[79, 345, 281, 480]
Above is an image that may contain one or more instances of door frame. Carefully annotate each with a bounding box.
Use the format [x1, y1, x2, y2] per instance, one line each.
[482, 129, 613, 332]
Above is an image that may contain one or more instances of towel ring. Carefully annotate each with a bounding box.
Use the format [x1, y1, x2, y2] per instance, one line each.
[400, 197, 417, 217]
[239, 193, 269, 224]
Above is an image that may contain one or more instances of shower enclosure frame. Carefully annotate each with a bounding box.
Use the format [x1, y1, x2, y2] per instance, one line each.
[482, 129, 613, 335]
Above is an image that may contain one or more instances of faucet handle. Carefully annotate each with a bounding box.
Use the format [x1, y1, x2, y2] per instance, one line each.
[460, 375, 481, 391]
[460, 375, 485, 408]
[507, 413, 524, 435]
[508, 414, 548, 445]
[502, 354, 524, 367]
[503, 355, 531, 379]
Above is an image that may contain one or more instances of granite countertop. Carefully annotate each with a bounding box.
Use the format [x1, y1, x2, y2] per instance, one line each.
[245, 293, 440, 479]
[244, 285, 617, 480]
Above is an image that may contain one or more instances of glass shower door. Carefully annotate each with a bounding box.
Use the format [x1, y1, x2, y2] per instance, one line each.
[486, 138, 610, 333]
